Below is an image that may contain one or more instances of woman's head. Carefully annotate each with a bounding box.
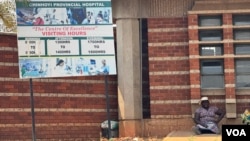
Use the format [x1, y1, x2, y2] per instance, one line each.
[200, 97, 210, 109]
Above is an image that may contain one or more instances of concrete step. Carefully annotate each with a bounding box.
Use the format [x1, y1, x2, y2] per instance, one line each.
[163, 130, 221, 141]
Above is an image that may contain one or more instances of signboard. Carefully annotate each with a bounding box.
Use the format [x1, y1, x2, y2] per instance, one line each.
[16, 0, 117, 78]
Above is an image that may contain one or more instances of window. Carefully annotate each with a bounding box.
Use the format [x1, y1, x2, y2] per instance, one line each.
[234, 29, 250, 40]
[198, 15, 224, 89]
[233, 14, 250, 26]
[235, 44, 250, 55]
[200, 44, 223, 56]
[199, 30, 223, 41]
[199, 15, 222, 27]
[233, 14, 250, 88]
[201, 60, 224, 88]
[235, 60, 250, 87]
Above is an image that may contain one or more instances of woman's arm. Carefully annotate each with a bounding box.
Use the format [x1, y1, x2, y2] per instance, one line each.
[215, 108, 226, 123]
[194, 112, 208, 127]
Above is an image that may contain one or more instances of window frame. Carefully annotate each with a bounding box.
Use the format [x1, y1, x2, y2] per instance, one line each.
[200, 44, 223, 56]
[234, 43, 250, 55]
[233, 14, 250, 26]
[200, 59, 225, 89]
[233, 29, 250, 40]
[199, 29, 223, 41]
[198, 15, 222, 27]
[235, 59, 250, 88]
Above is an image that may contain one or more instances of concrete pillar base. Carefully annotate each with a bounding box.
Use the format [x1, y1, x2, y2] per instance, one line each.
[119, 120, 142, 137]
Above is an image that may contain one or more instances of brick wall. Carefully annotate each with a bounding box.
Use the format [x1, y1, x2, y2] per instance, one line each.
[145, 13, 250, 136]
[188, 10, 250, 118]
[142, 18, 195, 137]
[147, 18, 192, 118]
[0, 35, 118, 140]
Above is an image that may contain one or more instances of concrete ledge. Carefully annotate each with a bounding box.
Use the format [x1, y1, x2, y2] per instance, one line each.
[163, 130, 221, 141]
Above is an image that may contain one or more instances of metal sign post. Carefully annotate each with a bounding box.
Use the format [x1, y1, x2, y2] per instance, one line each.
[29, 78, 36, 141]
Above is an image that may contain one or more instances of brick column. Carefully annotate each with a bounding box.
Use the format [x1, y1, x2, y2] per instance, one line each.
[223, 13, 236, 118]
[188, 14, 201, 116]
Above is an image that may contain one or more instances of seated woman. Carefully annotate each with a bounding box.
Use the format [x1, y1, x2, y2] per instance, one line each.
[192, 97, 225, 134]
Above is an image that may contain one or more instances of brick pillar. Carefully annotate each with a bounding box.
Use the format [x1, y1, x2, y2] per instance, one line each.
[188, 14, 201, 117]
[223, 13, 236, 118]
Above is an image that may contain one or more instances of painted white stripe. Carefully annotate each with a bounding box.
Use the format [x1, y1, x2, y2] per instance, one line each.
[150, 85, 190, 90]
[225, 69, 234, 73]
[0, 123, 100, 128]
[151, 99, 226, 104]
[148, 28, 187, 32]
[226, 99, 236, 103]
[150, 100, 190, 104]
[0, 62, 18, 66]
[148, 42, 188, 47]
[0, 47, 17, 51]
[0, 108, 117, 112]
[151, 115, 192, 118]
[152, 114, 247, 119]
[0, 92, 109, 98]
[237, 99, 250, 103]
[149, 56, 189, 61]
[190, 85, 200, 88]
[189, 40, 226, 44]
[190, 54, 239, 59]
[149, 71, 189, 75]
[190, 70, 200, 73]
[225, 84, 235, 87]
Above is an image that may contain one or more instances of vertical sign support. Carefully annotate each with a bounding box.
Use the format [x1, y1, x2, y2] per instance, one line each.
[29, 78, 36, 141]
[104, 75, 111, 139]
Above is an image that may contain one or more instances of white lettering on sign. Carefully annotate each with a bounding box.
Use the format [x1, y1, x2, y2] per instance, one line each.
[226, 129, 246, 136]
